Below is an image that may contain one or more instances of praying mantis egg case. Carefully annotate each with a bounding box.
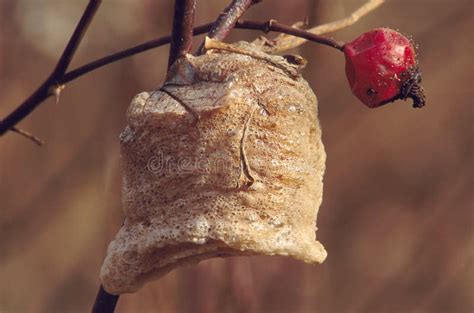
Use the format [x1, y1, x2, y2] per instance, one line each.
[100, 41, 327, 295]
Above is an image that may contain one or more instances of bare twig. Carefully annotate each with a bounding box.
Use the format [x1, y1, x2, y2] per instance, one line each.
[167, 0, 196, 69]
[10, 127, 44, 146]
[53, 0, 102, 76]
[0, 0, 101, 137]
[63, 23, 213, 83]
[243, 20, 345, 51]
[196, 0, 261, 54]
[308, 0, 384, 34]
[263, 0, 384, 53]
[91, 285, 119, 313]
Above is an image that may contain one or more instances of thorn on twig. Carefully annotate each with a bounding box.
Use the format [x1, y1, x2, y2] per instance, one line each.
[49, 83, 66, 104]
[10, 127, 44, 146]
[263, 19, 277, 33]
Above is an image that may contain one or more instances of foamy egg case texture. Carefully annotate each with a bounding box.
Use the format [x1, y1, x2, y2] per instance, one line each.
[100, 42, 327, 295]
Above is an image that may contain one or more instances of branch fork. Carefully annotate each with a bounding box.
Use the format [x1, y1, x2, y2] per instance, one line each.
[0, 0, 102, 142]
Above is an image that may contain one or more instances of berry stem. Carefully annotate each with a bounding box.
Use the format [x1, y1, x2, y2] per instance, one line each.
[255, 19, 346, 51]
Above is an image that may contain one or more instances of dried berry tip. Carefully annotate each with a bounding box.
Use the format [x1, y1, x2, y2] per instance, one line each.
[400, 66, 426, 108]
[407, 84, 426, 108]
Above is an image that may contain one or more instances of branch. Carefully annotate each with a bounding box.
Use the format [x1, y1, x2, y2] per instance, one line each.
[196, 0, 261, 54]
[91, 285, 119, 313]
[243, 20, 345, 51]
[63, 20, 345, 84]
[62, 23, 213, 83]
[0, 0, 101, 137]
[264, 0, 385, 53]
[0, 0, 381, 143]
[53, 0, 102, 76]
[167, 0, 196, 69]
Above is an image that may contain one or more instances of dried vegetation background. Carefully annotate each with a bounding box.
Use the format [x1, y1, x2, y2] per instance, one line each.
[0, 0, 472, 312]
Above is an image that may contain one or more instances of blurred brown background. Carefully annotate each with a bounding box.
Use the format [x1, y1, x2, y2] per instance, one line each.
[1, 1, 472, 312]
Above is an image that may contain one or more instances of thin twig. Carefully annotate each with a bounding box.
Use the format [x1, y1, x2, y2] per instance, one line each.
[91, 285, 119, 313]
[62, 23, 213, 83]
[263, 0, 384, 53]
[0, 0, 382, 143]
[53, 0, 102, 76]
[0, 0, 101, 137]
[167, 0, 196, 69]
[10, 127, 44, 146]
[196, 0, 261, 54]
[242, 20, 345, 51]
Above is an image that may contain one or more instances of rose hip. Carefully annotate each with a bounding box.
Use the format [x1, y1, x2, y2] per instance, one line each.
[343, 28, 425, 108]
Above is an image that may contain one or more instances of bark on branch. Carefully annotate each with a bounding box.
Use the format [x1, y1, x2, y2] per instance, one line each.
[167, 0, 196, 69]
[196, 0, 261, 54]
[91, 286, 119, 313]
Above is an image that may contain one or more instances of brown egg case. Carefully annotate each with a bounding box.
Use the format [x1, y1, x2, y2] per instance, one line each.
[100, 41, 327, 295]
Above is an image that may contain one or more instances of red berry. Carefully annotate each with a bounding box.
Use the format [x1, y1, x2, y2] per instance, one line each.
[344, 28, 425, 108]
